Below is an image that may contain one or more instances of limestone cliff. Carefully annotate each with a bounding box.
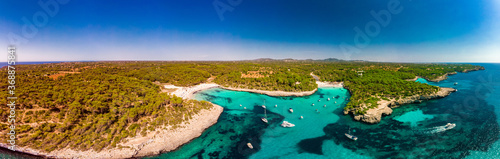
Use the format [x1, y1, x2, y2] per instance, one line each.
[345, 87, 456, 124]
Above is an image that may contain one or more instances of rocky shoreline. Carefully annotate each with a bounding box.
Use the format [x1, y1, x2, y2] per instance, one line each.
[3, 104, 224, 159]
[427, 66, 485, 82]
[345, 87, 457, 124]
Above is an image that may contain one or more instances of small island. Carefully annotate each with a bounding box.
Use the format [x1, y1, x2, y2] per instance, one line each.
[0, 59, 484, 158]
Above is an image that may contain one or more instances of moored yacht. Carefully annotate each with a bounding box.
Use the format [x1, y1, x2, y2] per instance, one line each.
[281, 121, 295, 127]
[247, 143, 254, 149]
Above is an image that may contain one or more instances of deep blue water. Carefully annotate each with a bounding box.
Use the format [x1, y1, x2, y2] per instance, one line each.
[150, 63, 500, 159]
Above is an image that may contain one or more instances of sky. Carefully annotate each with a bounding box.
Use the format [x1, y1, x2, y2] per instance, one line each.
[0, 0, 499, 62]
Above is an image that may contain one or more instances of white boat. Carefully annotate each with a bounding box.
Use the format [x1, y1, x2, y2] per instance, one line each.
[300, 116, 303, 119]
[327, 98, 330, 101]
[247, 143, 254, 149]
[345, 128, 358, 141]
[262, 105, 266, 109]
[289, 108, 293, 113]
[335, 101, 337, 104]
[240, 104, 242, 107]
[275, 104, 278, 107]
[244, 107, 246, 109]
[281, 121, 295, 127]
[312, 103, 315, 106]
[261, 117, 268, 123]
[454, 82, 458, 85]
[318, 99, 321, 102]
[324, 104, 326, 107]
[444, 123, 456, 130]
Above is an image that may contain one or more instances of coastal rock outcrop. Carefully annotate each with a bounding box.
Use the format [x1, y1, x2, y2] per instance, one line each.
[428, 66, 485, 82]
[348, 87, 456, 124]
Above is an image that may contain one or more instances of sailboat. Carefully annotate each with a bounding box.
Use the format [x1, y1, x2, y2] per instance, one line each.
[345, 128, 358, 141]
[261, 100, 268, 123]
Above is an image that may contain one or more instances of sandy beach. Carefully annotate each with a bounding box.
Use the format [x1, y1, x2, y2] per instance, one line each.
[170, 81, 344, 99]
[169, 83, 220, 99]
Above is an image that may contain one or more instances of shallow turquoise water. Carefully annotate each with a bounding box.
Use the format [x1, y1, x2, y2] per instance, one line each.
[148, 63, 500, 159]
[394, 109, 434, 127]
[416, 77, 429, 84]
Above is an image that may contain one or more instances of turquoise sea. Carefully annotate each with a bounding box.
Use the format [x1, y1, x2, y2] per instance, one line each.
[151, 63, 500, 159]
[1, 64, 499, 159]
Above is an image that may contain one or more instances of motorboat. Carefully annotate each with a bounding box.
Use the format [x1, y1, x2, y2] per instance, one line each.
[345, 128, 358, 141]
[444, 123, 456, 130]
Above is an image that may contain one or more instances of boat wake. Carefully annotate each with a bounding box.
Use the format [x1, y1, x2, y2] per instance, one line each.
[412, 123, 456, 135]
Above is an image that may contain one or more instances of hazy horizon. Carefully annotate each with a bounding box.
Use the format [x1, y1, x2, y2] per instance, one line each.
[3, 59, 500, 64]
[1, 0, 499, 62]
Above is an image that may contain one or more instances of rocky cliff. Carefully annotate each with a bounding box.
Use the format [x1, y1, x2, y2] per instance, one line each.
[345, 87, 456, 124]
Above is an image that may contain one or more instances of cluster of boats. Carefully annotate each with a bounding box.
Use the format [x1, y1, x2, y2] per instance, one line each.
[253, 96, 347, 128]
[244, 96, 458, 150]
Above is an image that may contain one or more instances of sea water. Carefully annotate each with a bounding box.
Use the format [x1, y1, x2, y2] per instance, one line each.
[3, 64, 499, 159]
[149, 63, 500, 159]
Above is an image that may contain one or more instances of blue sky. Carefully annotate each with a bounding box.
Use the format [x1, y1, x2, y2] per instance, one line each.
[1, 0, 499, 62]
